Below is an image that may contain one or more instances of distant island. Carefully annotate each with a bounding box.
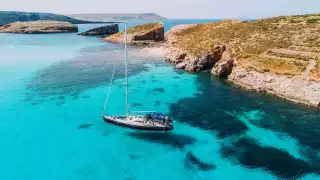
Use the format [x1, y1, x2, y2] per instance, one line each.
[0, 11, 99, 26]
[0, 20, 78, 34]
[67, 13, 166, 21]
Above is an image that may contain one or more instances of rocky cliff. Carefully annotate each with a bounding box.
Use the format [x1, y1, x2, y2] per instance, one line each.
[0, 20, 78, 34]
[78, 24, 119, 36]
[164, 14, 320, 107]
[165, 23, 228, 71]
[104, 22, 164, 45]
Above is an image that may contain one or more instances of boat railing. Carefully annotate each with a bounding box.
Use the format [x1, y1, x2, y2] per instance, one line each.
[129, 111, 157, 116]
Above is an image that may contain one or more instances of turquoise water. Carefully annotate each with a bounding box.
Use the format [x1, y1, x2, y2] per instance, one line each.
[1, 21, 320, 180]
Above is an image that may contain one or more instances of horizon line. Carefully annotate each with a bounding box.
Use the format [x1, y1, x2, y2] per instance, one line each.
[1, 10, 319, 20]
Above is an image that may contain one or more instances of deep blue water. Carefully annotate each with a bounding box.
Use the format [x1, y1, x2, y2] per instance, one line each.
[0, 20, 320, 180]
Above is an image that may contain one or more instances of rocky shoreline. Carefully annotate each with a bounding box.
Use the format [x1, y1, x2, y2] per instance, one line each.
[228, 66, 320, 107]
[162, 15, 320, 107]
[108, 17, 319, 107]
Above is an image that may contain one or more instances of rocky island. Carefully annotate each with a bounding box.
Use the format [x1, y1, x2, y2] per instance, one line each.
[78, 24, 119, 36]
[104, 22, 164, 45]
[0, 20, 78, 34]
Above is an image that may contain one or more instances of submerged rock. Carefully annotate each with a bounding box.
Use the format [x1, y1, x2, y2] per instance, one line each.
[78, 24, 119, 36]
[221, 137, 320, 179]
[152, 88, 165, 93]
[184, 152, 216, 171]
[78, 124, 93, 129]
[176, 62, 187, 69]
[0, 20, 78, 34]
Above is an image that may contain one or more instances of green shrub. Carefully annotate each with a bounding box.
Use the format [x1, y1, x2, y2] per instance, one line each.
[290, 19, 302, 23]
[307, 18, 319, 23]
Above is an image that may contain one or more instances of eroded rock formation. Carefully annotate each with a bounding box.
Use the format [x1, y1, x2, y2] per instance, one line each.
[165, 24, 226, 71]
[212, 59, 235, 77]
[77, 24, 119, 36]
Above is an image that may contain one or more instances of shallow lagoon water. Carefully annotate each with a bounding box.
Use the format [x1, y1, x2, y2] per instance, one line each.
[0, 22, 320, 180]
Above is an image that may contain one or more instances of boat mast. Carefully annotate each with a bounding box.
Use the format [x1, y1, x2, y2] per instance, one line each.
[124, 23, 129, 116]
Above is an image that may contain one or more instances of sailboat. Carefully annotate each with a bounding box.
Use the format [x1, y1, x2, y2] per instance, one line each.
[101, 22, 174, 132]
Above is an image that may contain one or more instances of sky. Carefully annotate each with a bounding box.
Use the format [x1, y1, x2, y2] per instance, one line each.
[0, 0, 319, 19]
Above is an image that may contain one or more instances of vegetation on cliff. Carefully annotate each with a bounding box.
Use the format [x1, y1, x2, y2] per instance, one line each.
[172, 14, 320, 78]
[310, 62, 320, 81]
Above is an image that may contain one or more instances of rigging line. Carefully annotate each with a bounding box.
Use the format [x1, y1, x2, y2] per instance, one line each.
[101, 45, 122, 115]
[124, 23, 129, 116]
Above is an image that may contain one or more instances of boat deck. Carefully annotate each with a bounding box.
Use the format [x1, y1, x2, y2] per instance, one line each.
[103, 115, 173, 131]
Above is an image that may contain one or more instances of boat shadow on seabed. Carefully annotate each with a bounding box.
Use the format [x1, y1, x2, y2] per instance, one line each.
[125, 131, 197, 150]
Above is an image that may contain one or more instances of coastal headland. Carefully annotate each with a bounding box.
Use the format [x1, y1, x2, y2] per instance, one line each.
[105, 15, 320, 107]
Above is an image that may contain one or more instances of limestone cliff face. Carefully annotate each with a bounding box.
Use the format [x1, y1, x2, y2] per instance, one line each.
[0, 20, 78, 34]
[164, 24, 226, 71]
[77, 24, 119, 36]
[228, 67, 320, 107]
[103, 22, 164, 44]
[164, 14, 320, 107]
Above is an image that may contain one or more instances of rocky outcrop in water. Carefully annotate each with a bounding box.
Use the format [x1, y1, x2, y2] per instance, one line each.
[212, 59, 235, 77]
[104, 22, 164, 45]
[77, 24, 119, 36]
[0, 20, 78, 34]
[165, 45, 226, 72]
[184, 152, 216, 171]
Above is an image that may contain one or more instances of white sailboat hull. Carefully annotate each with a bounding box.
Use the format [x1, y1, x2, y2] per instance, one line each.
[103, 115, 174, 132]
